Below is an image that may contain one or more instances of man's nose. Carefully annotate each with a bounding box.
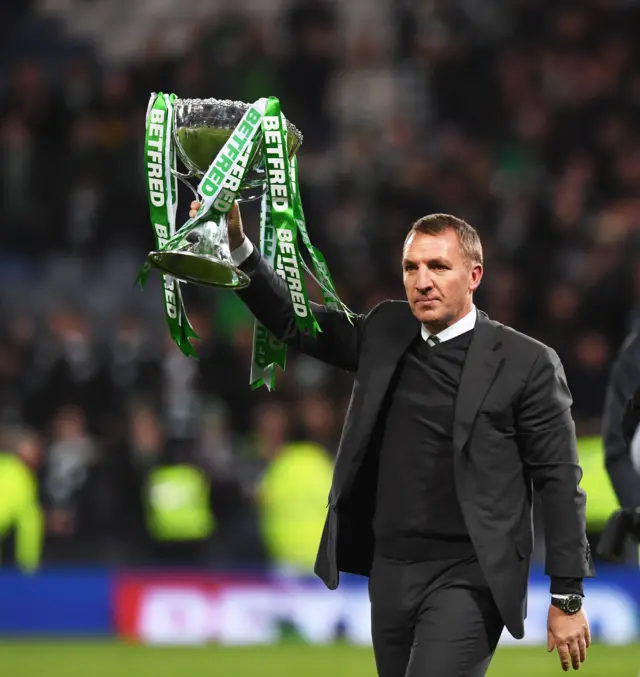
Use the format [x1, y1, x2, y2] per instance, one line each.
[415, 266, 433, 292]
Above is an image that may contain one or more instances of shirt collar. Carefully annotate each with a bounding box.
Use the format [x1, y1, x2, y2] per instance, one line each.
[421, 305, 477, 343]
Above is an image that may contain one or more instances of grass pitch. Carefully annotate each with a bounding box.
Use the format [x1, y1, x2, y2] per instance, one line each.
[0, 641, 638, 676]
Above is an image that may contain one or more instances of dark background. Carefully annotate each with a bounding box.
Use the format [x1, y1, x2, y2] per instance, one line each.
[0, 0, 638, 568]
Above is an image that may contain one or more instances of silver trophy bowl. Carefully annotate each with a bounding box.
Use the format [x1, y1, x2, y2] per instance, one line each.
[148, 98, 303, 288]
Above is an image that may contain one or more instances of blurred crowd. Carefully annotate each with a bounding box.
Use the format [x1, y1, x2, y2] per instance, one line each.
[1, 0, 639, 567]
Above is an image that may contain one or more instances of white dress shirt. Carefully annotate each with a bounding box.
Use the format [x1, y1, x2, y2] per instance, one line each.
[421, 305, 477, 342]
[231, 237, 255, 266]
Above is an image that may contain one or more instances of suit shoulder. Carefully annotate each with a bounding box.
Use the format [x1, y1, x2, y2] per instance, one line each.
[361, 300, 415, 342]
[494, 321, 558, 362]
[365, 299, 412, 322]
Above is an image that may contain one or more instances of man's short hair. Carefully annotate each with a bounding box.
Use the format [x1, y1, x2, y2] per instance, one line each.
[405, 214, 483, 267]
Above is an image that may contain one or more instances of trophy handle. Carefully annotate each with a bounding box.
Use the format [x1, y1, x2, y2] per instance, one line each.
[171, 167, 200, 201]
[238, 184, 266, 204]
[170, 166, 264, 204]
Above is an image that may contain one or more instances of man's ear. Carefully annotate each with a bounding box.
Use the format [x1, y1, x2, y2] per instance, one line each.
[470, 264, 483, 292]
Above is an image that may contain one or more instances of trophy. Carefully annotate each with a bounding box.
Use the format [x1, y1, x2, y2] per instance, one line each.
[148, 98, 303, 289]
[140, 93, 350, 387]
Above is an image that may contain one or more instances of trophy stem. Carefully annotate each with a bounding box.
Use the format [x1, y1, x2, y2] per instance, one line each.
[148, 215, 250, 289]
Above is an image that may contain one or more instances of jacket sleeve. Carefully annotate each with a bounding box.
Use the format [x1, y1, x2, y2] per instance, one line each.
[602, 331, 640, 508]
[235, 245, 366, 372]
[516, 346, 592, 579]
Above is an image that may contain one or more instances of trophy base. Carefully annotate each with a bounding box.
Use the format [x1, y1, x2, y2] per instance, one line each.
[148, 250, 251, 289]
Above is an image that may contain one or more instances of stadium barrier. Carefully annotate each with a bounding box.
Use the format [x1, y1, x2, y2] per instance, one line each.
[0, 566, 639, 645]
[0, 568, 112, 636]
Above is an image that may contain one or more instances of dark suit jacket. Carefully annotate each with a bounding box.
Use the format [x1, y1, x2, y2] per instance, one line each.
[603, 327, 640, 508]
[237, 247, 594, 640]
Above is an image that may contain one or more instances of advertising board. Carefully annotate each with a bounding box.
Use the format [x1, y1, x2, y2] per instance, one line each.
[0, 565, 638, 644]
[0, 569, 111, 635]
[113, 566, 640, 646]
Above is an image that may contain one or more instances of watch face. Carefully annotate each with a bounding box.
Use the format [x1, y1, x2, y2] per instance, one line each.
[566, 597, 582, 614]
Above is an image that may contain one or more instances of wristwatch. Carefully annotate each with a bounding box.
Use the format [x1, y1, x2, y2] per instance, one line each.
[551, 595, 583, 615]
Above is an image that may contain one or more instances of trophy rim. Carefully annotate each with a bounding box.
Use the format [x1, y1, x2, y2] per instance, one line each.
[173, 97, 303, 177]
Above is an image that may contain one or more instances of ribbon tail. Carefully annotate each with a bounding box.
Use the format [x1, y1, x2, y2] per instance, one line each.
[135, 261, 152, 289]
[175, 287, 200, 358]
[250, 364, 278, 392]
[183, 320, 199, 341]
[178, 327, 199, 360]
[250, 319, 287, 390]
[250, 369, 272, 392]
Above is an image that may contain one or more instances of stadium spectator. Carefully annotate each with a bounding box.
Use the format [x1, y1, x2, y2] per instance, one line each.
[0, 427, 44, 572]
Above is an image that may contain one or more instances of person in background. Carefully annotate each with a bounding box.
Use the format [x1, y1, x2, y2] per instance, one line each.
[255, 399, 334, 574]
[42, 405, 97, 562]
[143, 454, 215, 566]
[196, 399, 263, 564]
[602, 324, 640, 534]
[295, 391, 339, 452]
[136, 405, 216, 567]
[0, 427, 44, 572]
[596, 375, 640, 563]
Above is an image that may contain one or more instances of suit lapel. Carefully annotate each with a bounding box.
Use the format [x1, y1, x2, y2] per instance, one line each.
[453, 311, 504, 455]
[332, 307, 419, 503]
[363, 313, 421, 424]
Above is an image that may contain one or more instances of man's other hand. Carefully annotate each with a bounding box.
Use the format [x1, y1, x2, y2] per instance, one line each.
[547, 605, 590, 671]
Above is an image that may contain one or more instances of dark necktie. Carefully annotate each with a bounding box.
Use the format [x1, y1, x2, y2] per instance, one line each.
[426, 335, 441, 347]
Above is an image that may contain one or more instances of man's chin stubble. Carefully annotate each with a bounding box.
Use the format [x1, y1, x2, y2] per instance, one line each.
[414, 310, 454, 330]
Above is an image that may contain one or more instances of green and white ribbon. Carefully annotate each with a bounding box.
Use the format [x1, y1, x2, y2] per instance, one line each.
[249, 130, 354, 390]
[247, 97, 320, 390]
[250, 187, 287, 391]
[138, 92, 198, 358]
[261, 97, 319, 336]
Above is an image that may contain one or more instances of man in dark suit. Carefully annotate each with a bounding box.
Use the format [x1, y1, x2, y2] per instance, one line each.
[189, 201, 593, 675]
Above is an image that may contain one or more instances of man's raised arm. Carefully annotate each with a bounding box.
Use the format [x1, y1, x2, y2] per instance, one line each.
[198, 201, 366, 372]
